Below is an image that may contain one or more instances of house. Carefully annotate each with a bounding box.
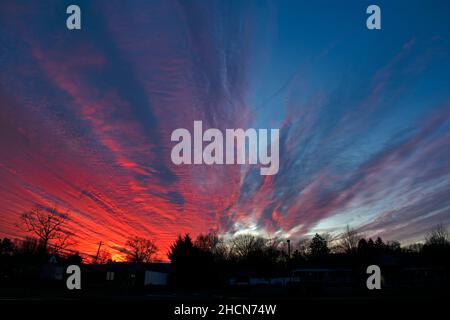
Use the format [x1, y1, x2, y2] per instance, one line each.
[144, 265, 169, 286]
[40, 255, 64, 281]
[84, 262, 171, 288]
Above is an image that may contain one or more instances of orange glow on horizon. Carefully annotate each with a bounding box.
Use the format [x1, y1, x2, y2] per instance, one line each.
[111, 253, 126, 262]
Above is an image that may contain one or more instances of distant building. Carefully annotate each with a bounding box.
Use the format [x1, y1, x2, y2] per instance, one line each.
[291, 268, 354, 289]
[84, 262, 171, 288]
[144, 270, 168, 286]
[40, 255, 64, 281]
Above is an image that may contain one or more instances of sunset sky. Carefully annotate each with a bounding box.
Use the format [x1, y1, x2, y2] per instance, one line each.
[1, 0, 449, 260]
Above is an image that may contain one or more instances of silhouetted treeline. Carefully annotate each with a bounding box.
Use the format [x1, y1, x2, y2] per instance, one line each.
[0, 237, 82, 286]
[163, 224, 450, 289]
[1, 224, 449, 290]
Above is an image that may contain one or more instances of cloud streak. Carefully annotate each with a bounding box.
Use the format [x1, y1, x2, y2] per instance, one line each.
[0, 0, 449, 259]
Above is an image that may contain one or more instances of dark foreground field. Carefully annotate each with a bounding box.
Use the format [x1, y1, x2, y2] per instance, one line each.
[0, 285, 447, 319]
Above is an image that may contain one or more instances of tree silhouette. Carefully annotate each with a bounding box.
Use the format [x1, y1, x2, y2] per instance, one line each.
[20, 206, 72, 253]
[357, 238, 368, 253]
[386, 240, 401, 252]
[293, 238, 310, 259]
[195, 230, 219, 253]
[16, 237, 42, 256]
[125, 236, 158, 263]
[425, 224, 450, 247]
[367, 238, 375, 249]
[168, 233, 223, 288]
[66, 252, 83, 264]
[423, 224, 450, 264]
[375, 237, 385, 250]
[230, 234, 266, 259]
[168, 234, 195, 262]
[309, 234, 330, 259]
[338, 225, 361, 254]
[168, 234, 201, 287]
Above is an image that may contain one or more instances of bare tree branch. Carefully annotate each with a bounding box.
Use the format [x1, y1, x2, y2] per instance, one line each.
[20, 205, 72, 253]
[125, 236, 158, 263]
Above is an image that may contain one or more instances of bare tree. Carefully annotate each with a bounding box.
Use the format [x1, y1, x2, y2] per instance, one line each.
[195, 230, 231, 260]
[338, 225, 361, 254]
[126, 236, 158, 263]
[229, 234, 267, 258]
[295, 238, 311, 256]
[21, 205, 72, 253]
[404, 243, 423, 253]
[195, 230, 220, 252]
[425, 224, 450, 247]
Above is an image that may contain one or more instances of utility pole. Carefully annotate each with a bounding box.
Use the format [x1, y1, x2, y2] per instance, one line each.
[94, 241, 102, 264]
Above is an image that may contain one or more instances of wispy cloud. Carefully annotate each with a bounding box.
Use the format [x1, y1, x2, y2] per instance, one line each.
[0, 0, 449, 258]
